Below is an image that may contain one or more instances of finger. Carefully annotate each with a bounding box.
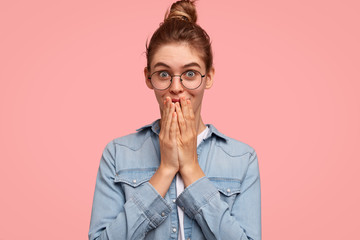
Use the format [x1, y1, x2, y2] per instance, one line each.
[176, 117, 180, 136]
[181, 97, 195, 134]
[175, 101, 186, 134]
[187, 99, 196, 129]
[161, 97, 171, 129]
[160, 99, 167, 131]
[165, 97, 171, 116]
[165, 102, 175, 138]
[180, 97, 190, 121]
[169, 111, 177, 141]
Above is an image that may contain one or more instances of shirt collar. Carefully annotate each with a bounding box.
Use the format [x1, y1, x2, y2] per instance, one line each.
[136, 119, 228, 142]
[136, 119, 161, 135]
[205, 123, 228, 141]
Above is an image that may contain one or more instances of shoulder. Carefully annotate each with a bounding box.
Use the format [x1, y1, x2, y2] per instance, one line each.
[105, 128, 152, 153]
[205, 125, 259, 182]
[101, 119, 156, 152]
[208, 124, 256, 158]
[100, 123, 159, 170]
[219, 135, 256, 157]
[99, 128, 153, 168]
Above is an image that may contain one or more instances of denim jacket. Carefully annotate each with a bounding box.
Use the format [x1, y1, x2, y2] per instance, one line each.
[88, 119, 261, 240]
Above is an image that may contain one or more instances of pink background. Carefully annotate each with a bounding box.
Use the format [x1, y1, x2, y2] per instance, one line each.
[1, 0, 359, 239]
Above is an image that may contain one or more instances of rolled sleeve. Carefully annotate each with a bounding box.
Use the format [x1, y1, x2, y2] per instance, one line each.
[175, 150, 261, 240]
[89, 141, 172, 240]
[130, 182, 172, 228]
[176, 177, 219, 219]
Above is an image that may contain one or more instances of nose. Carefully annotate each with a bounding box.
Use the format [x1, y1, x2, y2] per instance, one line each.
[169, 75, 184, 94]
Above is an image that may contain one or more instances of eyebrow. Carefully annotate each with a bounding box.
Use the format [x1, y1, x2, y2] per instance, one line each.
[153, 62, 202, 69]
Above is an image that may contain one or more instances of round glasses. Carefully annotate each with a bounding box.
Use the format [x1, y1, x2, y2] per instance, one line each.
[148, 70, 206, 90]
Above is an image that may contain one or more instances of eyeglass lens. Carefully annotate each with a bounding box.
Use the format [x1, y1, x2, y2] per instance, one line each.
[151, 70, 203, 90]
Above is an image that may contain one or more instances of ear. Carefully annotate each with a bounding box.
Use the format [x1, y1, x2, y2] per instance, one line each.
[205, 67, 214, 89]
[144, 67, 153, 89]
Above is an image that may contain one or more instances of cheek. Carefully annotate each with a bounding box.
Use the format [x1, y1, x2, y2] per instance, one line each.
[189, 88, 205, 101]
[153, 90, 163, 99]
[189, 89, 205, 109]
[153, 90, 166, 108]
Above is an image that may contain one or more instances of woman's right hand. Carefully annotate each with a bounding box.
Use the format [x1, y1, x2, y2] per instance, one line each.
[149, 97, 179, 197]
[158, 97, 179, 173]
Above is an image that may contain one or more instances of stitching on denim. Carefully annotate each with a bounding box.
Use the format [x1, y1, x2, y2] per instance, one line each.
[114, 178, 151, 186]
[240, 150, 257, 192]
[130, 193, 149, 221]
[131, 191, 161, 229]
[114, 168, 157, 185]
[105, 146, 116, 162]
[208, 177, 242, 182]
[194, 190, 219, 216]
[208, 177, 242, 195]
[114, 131, 151, 151]
[147, 182, 172, 212]
[117, 167, 158, 173]
[112, 139, 117, 159]
[180, 178, 219, 216]
[215, 141, 253, 158]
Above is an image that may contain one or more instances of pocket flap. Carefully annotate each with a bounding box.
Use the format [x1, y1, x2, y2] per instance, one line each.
[208, 177, 241, 196]
[114, 168, 157, 187]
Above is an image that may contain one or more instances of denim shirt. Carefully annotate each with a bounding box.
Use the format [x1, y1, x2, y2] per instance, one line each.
[88, 119, 261, 240]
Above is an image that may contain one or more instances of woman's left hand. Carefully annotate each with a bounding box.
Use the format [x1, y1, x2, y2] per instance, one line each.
[175, 97, 205, 187]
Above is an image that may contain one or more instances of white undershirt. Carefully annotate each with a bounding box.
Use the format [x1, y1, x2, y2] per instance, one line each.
[176, 126, 209, 240]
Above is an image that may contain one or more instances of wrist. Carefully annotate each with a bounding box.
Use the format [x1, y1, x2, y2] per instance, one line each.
[179, 163, 205, 187]
[149, 164, 177, 198]
[158, 163, 178, 177]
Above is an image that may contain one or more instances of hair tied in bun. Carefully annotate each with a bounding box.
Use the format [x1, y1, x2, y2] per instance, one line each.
[146, 0, 213, 73]
[182, 15, 189, 21]
[163, 0, 197, 24]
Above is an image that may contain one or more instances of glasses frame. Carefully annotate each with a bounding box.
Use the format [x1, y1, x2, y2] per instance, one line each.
[148, 69, 206, 90]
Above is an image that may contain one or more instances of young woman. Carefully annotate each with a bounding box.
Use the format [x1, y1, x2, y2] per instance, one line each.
[88, 1, 261, 239]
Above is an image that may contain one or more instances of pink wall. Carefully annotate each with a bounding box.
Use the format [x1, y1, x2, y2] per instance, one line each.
[1, 0, 359, 239]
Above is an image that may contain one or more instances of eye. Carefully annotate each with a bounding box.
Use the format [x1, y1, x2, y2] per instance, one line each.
[159, 71, 170, 78]
[185, 70, 196, 78]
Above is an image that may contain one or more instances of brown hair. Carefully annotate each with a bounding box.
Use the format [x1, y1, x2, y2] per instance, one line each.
[146, 0, 213, 73]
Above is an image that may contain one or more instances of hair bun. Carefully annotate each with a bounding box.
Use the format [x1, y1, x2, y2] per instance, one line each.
[164, 0, 198, 24]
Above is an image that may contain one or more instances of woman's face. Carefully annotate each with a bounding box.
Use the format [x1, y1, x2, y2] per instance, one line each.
[144, 43, 214, 121]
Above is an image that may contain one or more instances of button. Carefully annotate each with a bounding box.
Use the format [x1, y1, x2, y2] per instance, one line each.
[181, 206, 185, 210]
[161, 212, 165, 217]
[172, 228, 177, 233]
[172, 199, 176, 203]
[226, 188, 231, 193]
[187, 238, 191, 240]
[132, 179, 137, 183]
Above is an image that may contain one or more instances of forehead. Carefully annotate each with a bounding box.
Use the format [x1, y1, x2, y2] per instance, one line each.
[151, 43, 205, 70]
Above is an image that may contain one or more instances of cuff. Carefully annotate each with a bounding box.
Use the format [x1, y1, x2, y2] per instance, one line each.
[131, 182, 172, 228]
[176, 177, 219, 219]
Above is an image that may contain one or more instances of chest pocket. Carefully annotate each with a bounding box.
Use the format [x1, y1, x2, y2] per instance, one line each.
[208, 177, 242, 211]
[114, 168, 157, 200]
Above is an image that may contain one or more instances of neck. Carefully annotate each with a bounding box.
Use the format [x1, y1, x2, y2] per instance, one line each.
[196, 117, 206, 135]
